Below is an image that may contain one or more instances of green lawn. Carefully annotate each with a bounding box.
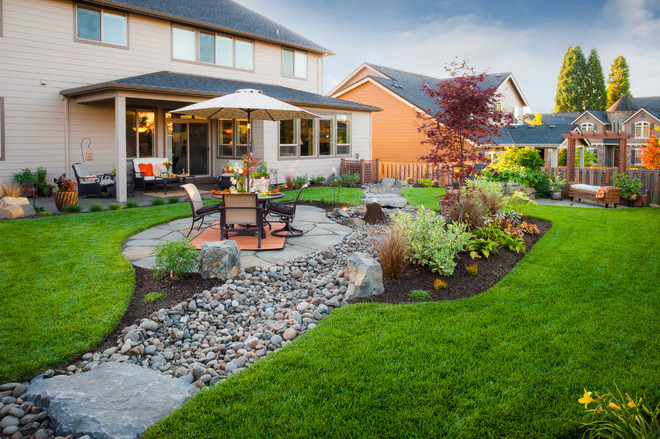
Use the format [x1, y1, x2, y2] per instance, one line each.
[145, 205, 660, 438]
[0, 204, 191, 382]
[278, 186, 363, 206]
[401, 187, 446, 210]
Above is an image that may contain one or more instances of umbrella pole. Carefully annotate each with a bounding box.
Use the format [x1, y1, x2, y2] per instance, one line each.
[247, 110, 252, 192]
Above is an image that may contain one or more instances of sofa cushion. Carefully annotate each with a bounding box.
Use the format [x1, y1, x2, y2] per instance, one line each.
[139, 163, 154, 177]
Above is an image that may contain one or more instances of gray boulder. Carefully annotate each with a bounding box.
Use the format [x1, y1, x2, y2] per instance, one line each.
[345, 252, 384, 299]
[0, 197, 35, 219]
[380, 177, 395, 187]
[200, 240, 241, 279]
[22, 362, 199, 439]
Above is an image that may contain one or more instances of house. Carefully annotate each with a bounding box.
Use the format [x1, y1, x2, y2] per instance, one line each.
[0, 0, 378, 201]
[328, 63, 529, 164]
[518, 96, 660, 167]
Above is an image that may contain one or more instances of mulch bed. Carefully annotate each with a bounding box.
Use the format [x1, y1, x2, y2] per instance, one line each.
[350, 217, 551, 305]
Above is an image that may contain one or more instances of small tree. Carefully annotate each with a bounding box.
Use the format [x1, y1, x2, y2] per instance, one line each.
[417, 60, 512, 221]
[640, 130, 660, 169]
[606, 56, 632, 107]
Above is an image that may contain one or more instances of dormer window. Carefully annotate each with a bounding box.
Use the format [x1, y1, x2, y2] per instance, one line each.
[581, 123, 594, 134]
[282, 49, 307, 78]
[172, 26, 253, 70]
[76, 5, 127, 46]
[635, 121, 650, 138]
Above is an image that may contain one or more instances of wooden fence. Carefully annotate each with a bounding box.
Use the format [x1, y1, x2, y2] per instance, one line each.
[542, 167, 660, 203]
[340, 159, 380, 184]
[379, 161, 458, 187]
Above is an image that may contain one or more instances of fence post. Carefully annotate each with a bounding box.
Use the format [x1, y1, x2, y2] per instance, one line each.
[376, 158, 381, 182]
[340, 158, 345, 176]
[360, 159, 366, 185]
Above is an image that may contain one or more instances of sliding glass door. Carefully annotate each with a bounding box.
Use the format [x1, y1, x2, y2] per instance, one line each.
[167, 122, 209, 175]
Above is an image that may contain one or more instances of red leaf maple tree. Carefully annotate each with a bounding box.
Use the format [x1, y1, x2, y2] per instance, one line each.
[639, 130, 660, 169]
[417, 60, 512, 220]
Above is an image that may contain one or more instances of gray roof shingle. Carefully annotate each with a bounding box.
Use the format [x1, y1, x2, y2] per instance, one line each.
[62, 71, 380, 111]
[527, 112, 579, 125]
[494, 124, 576, 146]
[85, 0, 330, 53]
[365, 64, 511, 113]
[630, 97, 660, 112]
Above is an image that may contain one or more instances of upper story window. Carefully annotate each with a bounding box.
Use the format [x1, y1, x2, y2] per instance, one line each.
[581, 123, 595, 134]
[173, 26, 253, 70]
[76, 5, 127, 46]
[635, 121, 650, 138]
[282, 49, 307, 78]
[279, 114, 351, 158]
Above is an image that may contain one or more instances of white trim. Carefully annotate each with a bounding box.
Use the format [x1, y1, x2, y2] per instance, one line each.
[571, 110, 608, 125]
[621, 108, 660, 125]
[327, 62, 389, 96]
[498, 74, 530, 108]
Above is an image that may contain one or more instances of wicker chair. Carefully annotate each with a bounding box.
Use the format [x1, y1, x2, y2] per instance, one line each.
[181, 184, 222, 236]
[266, 183, 308, 237]
[220, 193, 264, 249]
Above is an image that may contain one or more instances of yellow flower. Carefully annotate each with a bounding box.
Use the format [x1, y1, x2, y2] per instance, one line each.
[628, 400, 636, 409]
[609, 402, 621, 411]
[579, 389, 596, 408]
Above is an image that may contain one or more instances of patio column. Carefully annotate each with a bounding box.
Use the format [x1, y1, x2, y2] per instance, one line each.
[567, 137, 576, 182]
[619, 138, 627, 174]
[115, 96, 127, 202]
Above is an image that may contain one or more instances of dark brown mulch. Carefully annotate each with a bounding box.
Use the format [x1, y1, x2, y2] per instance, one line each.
[350, 217, 551, 305]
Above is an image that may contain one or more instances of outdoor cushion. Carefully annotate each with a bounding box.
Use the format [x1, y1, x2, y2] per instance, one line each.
[139, 163, 154, 177]
[267, 202, 293, 215]
[197, 203, 223, 214]
[570, 184, 598, 192]
[153, 163, 166, 175]
[82, 175, 99, 182]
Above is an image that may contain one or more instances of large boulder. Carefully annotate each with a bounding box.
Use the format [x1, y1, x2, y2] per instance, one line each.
[380, 177, 395, 188]
[363, 202, 386, 224]
[0, 197, 35, 219]
[200, 240, 241, 279]
[345, 252, 384, 300]
[22, 362, 199, 439]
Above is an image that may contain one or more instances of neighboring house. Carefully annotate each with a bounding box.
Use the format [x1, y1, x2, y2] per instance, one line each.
[518, 96, 660, 167]
[328, 63, 529, 163]
[0, 0, 378, 200]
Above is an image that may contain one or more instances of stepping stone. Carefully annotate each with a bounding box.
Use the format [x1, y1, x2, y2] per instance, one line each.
[22, 362, 199, 439]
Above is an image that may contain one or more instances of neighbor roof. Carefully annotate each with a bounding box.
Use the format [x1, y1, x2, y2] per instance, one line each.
[61, 71, 380, 112]
[362, 64, 516, 113]
[572, 110, 609, 124]
[525, 112, 579, 125]
[630, 97, 660, 111]
[505, 124, 575, 146]
[82, 0, 331, 54]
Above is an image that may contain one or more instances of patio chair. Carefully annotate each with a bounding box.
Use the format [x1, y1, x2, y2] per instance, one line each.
[72, 162, 115, 197]
[266, 183, 308, 237]
[181, 183, 222, 236]
[220, 193, 263, 249]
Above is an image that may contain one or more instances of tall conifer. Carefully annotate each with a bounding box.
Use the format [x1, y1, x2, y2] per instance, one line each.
[585, 49, 607, 110]
[554, 46, 587, 112]
[606, 56, 632, 107]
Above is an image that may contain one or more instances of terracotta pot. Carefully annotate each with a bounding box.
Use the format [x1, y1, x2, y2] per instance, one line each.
[54, 191, 79, 212]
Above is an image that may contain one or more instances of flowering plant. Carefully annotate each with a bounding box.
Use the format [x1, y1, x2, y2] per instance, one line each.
[54, 176, 77, 192]
[163, 160, 173, 174]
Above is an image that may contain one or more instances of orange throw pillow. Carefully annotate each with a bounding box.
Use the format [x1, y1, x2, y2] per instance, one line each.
[138, 163, 154, 177]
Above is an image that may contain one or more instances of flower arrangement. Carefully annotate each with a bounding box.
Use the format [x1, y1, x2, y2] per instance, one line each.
[163, 160, 173, 176]
[54, 175, 77, 192]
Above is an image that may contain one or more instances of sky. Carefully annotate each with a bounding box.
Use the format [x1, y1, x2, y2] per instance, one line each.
[240, 0, 660, 113]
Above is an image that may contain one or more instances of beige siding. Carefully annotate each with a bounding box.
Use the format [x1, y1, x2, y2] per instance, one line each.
[497, 78, 527, 124]
[0, 0, 323, 180]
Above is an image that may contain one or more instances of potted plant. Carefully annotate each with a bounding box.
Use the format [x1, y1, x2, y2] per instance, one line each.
[12, 168, 37, 197]
[35, 167, 55, 197]
[612, 171, 643, 206]
[252, 162, 270, 192]
[548, 172, 567, 200]
[53, 175, 78, 211]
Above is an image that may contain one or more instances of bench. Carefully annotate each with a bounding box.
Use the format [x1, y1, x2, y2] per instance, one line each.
[132, 158, 171, 192]
[568, 183, 621, 208]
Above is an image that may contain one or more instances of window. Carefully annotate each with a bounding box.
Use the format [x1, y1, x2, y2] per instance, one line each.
[278, 114, 351, 158]
[635, 121, 650, 138]
[581, 123, 594, 134]
[0, 97, 4, 161]
[282, 48, 307, 78]
[172, 26, 253, 70]
[126, 109, 155, 158]
[76, 6, 126, 46]
[611, 121, 620, 133]
[217, 119, 248, 157]
[631, 147, 643, 166]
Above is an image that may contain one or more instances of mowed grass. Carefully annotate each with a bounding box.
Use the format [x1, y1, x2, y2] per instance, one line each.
[0, 203, 191, 382]
[402, 187, 446, 210]
[145, 205, 660, 438]
[278, 186, 363, 206]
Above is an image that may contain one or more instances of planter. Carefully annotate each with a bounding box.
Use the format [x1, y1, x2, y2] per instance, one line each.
[619, 194, 648, 207]
[54, 191, 79, 211]
[550, 190, 563, 200]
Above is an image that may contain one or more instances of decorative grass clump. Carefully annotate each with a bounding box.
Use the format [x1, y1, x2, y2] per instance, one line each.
[373, 226, 408, 280]
[167, 196, 180, 205]
[88, 202, 104, 212]
[108, 203, 122, 211]
[63, 204, 82, 213]
[125, 200, 139, 209]
[151, 198, 166, 206]
[144, 205, 660, 438]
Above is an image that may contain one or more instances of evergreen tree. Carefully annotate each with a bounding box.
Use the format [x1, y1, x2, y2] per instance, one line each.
[606, 56, 632, 107]
[554, 46, 588, 112]
[585, 49, 607, 110]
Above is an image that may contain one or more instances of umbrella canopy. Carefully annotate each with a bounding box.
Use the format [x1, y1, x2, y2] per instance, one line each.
[172, 89, 320, 121]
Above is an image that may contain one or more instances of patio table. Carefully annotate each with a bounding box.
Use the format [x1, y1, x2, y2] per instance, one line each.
[211, 192, 284, 231]
[154, 174, 196, 195]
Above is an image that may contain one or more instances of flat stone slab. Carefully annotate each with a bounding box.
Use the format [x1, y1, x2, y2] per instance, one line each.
[22, 362, 199, 439]
[362, 195, 407, 208]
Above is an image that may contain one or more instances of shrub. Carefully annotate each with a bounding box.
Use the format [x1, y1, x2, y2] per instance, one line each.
[467, 224, 526, 258]
[406, 177, 413, 184]
[520, 221, 539, 235]
[433, 279, 446, 290]
[0, 182, 23, 198]
[577, 384, 660, 438]
[373, 226, 408, 280]
[410, 290, 430, 301]
[63, 204, 82, 213]
[285, 173, 295, 191]
[418, 178, 435, 188]
[143, 292, 164, 302]
[502, 191, 538, 212]
[465, 262, 479, 276]
[482, 146, 551, 196]
[612, 171, 643, 199]
[12, 168, 36, 185]
[108, 203, 122, 211]
[441, 180, 504, 230]
[152, 238, 200, 280]
[558, 148, 598, 167]
[310, 176, 326, 185]
[392, 208, 472, 276]
[151, 198, 166, 206]
[294, 174, 309, 189]
[167, 196, 180, 204]
[336, 173, 360, 187]
[125, 200, 139, 209]
[88, 203, 104, 212]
